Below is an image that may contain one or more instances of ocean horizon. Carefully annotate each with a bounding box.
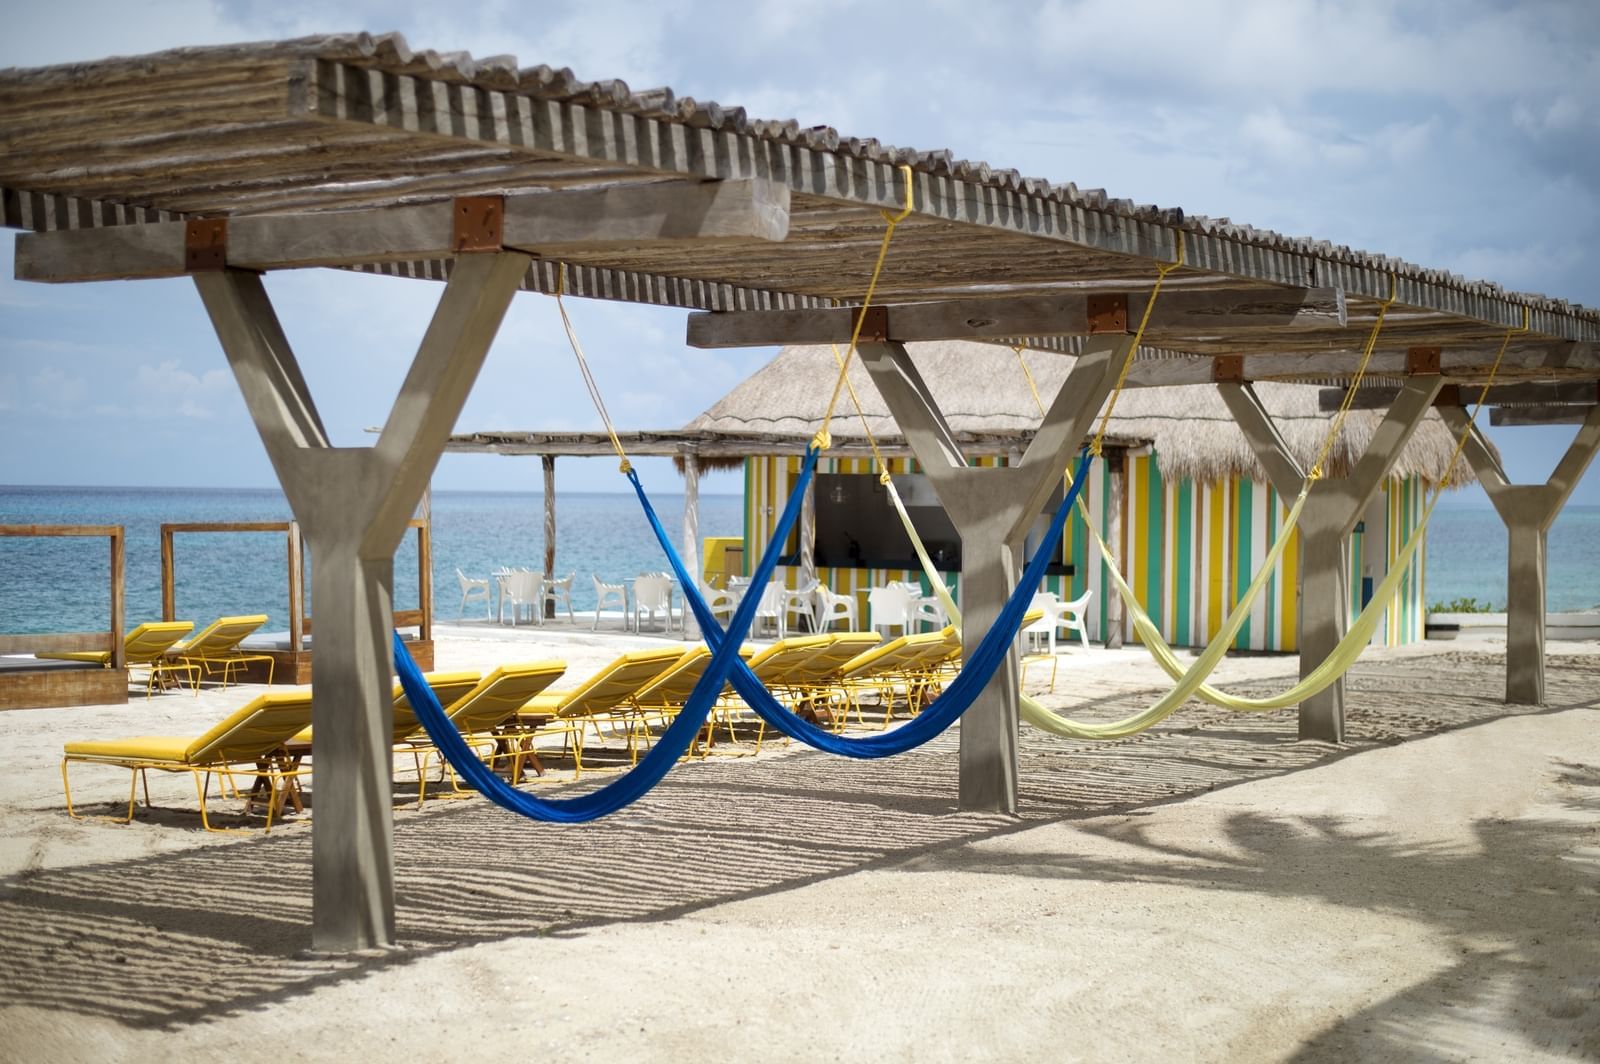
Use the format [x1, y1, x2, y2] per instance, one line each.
[2, 485, 1597, 636]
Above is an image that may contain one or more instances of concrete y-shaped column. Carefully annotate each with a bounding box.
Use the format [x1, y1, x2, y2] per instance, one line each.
[193, 251, 532, 951]
[857, 336, 1130, 811]
[1220, 375, 1443, 741]
[1437, 404, 1600, 704]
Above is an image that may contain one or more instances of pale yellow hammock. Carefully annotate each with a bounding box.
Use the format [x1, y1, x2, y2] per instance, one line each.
[884, 340, 1512, 741]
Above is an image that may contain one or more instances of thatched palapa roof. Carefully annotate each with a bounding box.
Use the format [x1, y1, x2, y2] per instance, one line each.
[684, 341, 1480, 487]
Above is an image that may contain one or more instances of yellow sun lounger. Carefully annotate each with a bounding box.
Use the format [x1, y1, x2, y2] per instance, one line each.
[631, 645, 758, 757]
[37, 620, 198, 697]
[414, 661, 568, 805]
[703, 634, 841, 746]
[61, 689, 313, 833]
[288, 670, 483, 751]
[171, 614, 274, 688]
[518, 646, 687, 765]
[830, 629, 956, 728]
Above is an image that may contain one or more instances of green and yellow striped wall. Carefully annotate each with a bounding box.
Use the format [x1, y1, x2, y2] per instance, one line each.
[743, 452, 1428, 649]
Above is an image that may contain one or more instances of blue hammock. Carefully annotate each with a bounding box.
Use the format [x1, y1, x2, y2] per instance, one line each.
[627, 449, 1094, 758]
[393, 448, 820, 823]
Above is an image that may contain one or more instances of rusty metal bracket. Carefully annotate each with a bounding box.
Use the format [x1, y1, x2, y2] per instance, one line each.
[1212, 355, 1246, 384]
[851, 305, 889, 342]
[453, 195, 504, 252]
[184, 218, 228, 271]
[1086, 293, 1129, 334]
[1433, 384, 1463, 407]
[1406, 346, 1442, 375]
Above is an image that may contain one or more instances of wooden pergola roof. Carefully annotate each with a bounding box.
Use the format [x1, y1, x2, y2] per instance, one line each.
[3, 31, 1598, 390]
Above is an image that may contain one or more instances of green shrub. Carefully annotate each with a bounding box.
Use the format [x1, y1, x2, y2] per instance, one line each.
[1427, 596, 1499, 614]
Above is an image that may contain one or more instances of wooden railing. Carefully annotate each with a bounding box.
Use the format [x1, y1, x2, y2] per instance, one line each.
[159, 519, 432, 647]
[0, 524, 125, 667]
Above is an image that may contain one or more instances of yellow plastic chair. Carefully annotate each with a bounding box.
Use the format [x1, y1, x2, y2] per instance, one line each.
[414, 661, 568, 804]
[61, 690, 313, 833]
[171, 614, 274, 688]
[519, 646, 688, 766]
[37, 620, 199, 697]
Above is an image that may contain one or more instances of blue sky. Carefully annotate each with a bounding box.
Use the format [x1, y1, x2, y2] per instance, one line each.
[2, 0, 1598, 505]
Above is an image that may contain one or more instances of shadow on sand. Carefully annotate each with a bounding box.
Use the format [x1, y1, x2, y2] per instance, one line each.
[0, 652, 1594, 1044]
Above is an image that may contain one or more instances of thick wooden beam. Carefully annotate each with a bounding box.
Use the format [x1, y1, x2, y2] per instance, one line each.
[1490, 407, 1596, 426]
[687, 288, 1347, 348]
[15, 179, 789, 282]
[1316, 380, 1600, 411]
[1117, 342, 1600, 388]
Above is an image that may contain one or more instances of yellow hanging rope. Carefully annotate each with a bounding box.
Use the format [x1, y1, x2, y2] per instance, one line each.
[1307, 275, 1400, 481]
[553, 166, 917, 472]
[553, 263, 634, 474]
[1088, 233, 1185, 457]
[828, 343, 896, 485]
[813, 165, 917, 452]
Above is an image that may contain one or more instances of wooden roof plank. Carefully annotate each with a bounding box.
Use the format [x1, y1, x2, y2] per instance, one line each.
[685, 288, 1347, 348]
[13, 179, 792, 282]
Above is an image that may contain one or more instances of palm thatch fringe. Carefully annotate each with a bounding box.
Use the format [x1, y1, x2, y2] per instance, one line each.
[684, 341, 1480, 487]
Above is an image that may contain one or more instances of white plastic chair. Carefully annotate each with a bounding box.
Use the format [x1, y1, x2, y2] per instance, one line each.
[812, 585, 858, 631]
[505, 570, 543, 627]
[1023, 591, 1061, 654]
[753, 581, 787, 640]
[542, 571, 576, 623]
[633, 574, 679, 633]
[702, 582, 737, 625]
[592, 574, 628, 631]
[867, 584, 915, 637]
[781, 578, 820, 634]
[455, 568, 491, 618]
[912, 594, 949, 633]
[1055, 589, 1093, 651]
[491, 567, 516, 622]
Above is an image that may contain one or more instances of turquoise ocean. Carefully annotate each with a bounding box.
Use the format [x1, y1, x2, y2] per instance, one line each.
[0, 486, 742, 636]
[1, 486, 1596, 635]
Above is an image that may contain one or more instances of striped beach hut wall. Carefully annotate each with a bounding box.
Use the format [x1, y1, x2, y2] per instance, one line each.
[1100, 453, 1428, 650]
[690, 342, 1478, 651]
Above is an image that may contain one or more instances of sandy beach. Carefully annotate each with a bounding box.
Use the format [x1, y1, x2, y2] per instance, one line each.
[1, 625, 1596, 1062]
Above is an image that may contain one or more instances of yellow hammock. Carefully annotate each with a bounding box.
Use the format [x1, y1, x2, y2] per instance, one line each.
[1056, 476, 1435, 718]
[885, 474, 1312, 740]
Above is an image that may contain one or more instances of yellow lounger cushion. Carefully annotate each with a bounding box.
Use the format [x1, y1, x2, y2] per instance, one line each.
[62, 690, 314, 766]
[289, 669, 483, 746]
[524, 647, 686, 719]
[445, 661, 568, 733]
[173, 614, 270, 656]
[64, 736, 193, 762]
[38, 620, 197, 667]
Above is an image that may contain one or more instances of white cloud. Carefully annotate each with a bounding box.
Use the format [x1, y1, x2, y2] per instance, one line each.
[28, 366, 86, 413]
[125, 360, 238, 421]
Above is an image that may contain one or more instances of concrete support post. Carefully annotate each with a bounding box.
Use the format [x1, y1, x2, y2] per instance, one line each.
[193, 250, 531, 951]
[1439, 405, 1600, 704]
[1220, 376, 1441, 741]
[1505, 519, 1548, 703]
[858, 335, 1130, 811]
